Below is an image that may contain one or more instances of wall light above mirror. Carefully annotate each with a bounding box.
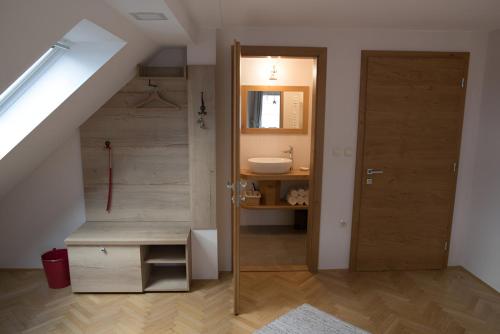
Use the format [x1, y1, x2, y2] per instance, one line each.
[241, 85, 309, 134]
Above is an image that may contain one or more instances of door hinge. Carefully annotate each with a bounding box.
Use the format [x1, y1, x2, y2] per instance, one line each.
[444, 241, 448, 251]
[460, 78, 465, 88]
[453, 162, 457, 173]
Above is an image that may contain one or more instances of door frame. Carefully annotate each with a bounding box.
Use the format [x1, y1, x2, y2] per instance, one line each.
[349, 50, 469, 271]
[232, 45, 327, 273]
[231, 42, 241, 315]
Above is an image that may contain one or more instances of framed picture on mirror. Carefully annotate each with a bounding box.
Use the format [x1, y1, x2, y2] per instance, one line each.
[241, 85, 309, 134]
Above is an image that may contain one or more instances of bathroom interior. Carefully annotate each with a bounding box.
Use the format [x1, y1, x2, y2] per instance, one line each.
[238, 56, 317, 271]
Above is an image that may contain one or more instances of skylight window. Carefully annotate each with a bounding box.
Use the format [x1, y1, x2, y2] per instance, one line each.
[0, 19, 125, 160]
[0, 43, 68, 114]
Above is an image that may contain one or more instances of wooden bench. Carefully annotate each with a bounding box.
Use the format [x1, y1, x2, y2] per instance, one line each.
[65, 221, 191, 293]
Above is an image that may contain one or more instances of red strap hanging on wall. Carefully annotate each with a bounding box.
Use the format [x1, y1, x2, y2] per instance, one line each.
[105, 141, 112, 212]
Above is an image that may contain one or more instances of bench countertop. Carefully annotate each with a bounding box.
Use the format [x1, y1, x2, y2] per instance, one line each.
[65, 221, 191, 246]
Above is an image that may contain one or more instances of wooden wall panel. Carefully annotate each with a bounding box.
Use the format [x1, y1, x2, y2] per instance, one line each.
[84, 185, 190, 222]
[80, 77, 191, 224]
[80, 108, 187, 147]
[187, 66, 217, 229]
[82, 146, 188, 185]
[102, 78, 188, 108]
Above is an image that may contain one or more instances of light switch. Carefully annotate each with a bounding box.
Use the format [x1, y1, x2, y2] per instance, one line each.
[344, 147, 353, 157]
[332, 147, 342, 157]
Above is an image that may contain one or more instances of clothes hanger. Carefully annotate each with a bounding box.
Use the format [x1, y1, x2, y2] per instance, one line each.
[134, 80, 180, 109]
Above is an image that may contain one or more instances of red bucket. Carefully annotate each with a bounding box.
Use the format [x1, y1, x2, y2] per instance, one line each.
[41, 248, 70, 289]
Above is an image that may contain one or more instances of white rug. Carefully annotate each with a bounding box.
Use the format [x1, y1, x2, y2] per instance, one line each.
[254, 304, 370, 334]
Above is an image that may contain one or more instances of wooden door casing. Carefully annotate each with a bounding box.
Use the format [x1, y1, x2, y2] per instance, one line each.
[231, 41, 241, 315]
[351, 51, 469, 271]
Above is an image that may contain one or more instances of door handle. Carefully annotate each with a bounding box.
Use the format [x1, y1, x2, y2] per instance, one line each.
[367, 168, 384, 175]
[228, 180, 248, 206]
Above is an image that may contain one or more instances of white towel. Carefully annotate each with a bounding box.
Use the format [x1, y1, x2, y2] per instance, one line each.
[304, 196, 309, 206]
[298, 188, 306, 196]
[287, 194, 298, 205]
[296, 195, 306, 205]
[290, 189, 298, 197]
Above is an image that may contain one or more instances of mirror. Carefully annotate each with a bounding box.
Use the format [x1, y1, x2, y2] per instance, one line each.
[241, 85, 309, 134]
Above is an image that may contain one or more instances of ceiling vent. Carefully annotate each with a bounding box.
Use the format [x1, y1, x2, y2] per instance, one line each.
[130, 12, 167, 21]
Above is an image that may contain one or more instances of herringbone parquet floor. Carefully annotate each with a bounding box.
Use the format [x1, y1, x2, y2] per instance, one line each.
[0, 267, 498, 333]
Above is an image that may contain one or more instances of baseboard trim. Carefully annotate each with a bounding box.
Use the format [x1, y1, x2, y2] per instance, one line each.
[241, 265, 309, 272]
[448, 265, 499, 293]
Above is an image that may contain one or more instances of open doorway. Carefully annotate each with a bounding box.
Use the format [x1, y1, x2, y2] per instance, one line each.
[239, 57, 315, 271]
[230, 44, 327, 314]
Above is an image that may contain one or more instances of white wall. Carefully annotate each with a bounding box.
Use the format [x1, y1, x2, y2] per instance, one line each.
[0, 131, 85, 267]
[188, 29, 217, 65]
[461, 30, 500, 291]
[191, 230, 219, 279]
[216, 27, 488, 270]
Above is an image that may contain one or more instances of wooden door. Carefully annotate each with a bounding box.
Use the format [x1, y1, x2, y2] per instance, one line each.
[351, 51, 469, 271]
[231, 41, 241, 314]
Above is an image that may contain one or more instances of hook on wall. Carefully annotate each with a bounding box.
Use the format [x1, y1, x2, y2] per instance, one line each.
[104, 140, 113, 213]
[197, 91, 207, 129]
[147, 79, 158, 89]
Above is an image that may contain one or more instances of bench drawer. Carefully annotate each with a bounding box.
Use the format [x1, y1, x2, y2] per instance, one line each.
[68, 246, 142, 292]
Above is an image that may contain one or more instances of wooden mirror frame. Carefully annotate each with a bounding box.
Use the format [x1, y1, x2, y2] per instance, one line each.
[241, 85, 309, 134]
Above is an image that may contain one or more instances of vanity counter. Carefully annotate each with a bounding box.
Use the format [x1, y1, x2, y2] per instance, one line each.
[240, 169, 310, 181]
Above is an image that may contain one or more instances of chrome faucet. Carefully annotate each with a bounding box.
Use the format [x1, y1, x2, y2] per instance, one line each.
[283, 145, 294, 171]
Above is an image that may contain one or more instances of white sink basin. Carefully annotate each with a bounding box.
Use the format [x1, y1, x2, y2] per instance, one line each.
[248, 157, 292, 174]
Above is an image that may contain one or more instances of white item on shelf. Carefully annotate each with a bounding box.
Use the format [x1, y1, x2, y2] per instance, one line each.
[296, 196, 306, 205]
[286, 187, 309, 206]
[243, 190, 261, 206]
[287, 194, 298, 205]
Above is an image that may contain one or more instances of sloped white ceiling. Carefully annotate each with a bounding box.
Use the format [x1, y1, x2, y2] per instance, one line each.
[0, 0, 159, 198]
[182, 0, 500, 31]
